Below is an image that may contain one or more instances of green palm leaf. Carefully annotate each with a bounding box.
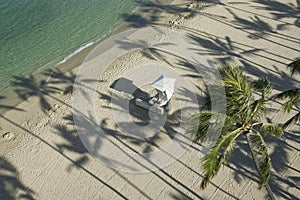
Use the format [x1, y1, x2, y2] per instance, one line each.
[220, 66, 252, 123]
[249, 78, 272, 122]
[250, 131, 271, 189]
[201, 128, 243, 189]
[250, 98, 268, 121]
[276, 88, 300, 100]
[260, 123, 282, 137]
[252, 77, 272, 98]
[275, 59, 300, 128]
[191, 112, 228, 142]
[276, 89, 300, 113]
[287, 59, 300, 76]
[190, 112, 214, 142]
[192, 65, 279, 192]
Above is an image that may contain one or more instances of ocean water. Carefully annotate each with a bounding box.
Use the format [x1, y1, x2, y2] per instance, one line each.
[0, 0, 145, 91]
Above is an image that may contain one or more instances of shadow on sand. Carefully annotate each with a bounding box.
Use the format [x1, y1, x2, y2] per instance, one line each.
[0, 0, 299, 199]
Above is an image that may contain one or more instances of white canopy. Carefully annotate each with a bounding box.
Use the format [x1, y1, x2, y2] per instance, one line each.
[150, 75, 176, 104]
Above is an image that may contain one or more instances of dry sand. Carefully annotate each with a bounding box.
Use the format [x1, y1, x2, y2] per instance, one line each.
[1, 0, 300, 199]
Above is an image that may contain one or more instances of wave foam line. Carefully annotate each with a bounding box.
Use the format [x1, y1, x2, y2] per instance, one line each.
[57, 41, 95, 65]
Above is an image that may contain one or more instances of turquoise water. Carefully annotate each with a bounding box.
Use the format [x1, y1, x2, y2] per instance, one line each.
[0, 0, 144, 91]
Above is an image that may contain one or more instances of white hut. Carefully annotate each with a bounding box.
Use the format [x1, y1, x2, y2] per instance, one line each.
[150, 75, 176, 106]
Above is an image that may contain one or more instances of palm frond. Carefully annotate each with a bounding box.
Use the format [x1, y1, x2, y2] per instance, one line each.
[250, 131, 271, 189]
[282, 111, 300, 130]
[219, 130, 243, 165]
[276, 88, 300, 100]
[219, 66, 252, 122]
[276, 89, 300, 106]
[209, 84, 227, 111]
[282, 99, 299, 113]
[260, 123, 282, 137]
[201, 128, 243, 189]
[287, 59, 300, 76]
[252, 77, 272, 98]
[202, 85, 212, 110]
[201, 147, 220, 189]
[275, 88, 299, 112]
[198, 82, 227, 112]
[190, 112, 213, 142]
[191, 112, 227, 142]
[249, 78, 273, 122]
[193, 65, 281, 191]
[250, 98, 268, 121]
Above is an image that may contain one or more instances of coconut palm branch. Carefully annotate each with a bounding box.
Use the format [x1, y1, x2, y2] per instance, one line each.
[275, 88, 300, 129]
[287, 58, 300, 76]
[275, 59, 300, 129]
[191, 65, 282, 191]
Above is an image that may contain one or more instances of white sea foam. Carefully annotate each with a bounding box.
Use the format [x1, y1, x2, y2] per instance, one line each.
[57, 1, 146, 66]
[57, 41, 95, 65]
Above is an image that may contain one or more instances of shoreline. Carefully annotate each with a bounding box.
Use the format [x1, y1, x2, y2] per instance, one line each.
[0, 0, 166, 115]
[0, 0, 300, 199]
[0, 0, 149, 92]
[0, 0, 179, 154]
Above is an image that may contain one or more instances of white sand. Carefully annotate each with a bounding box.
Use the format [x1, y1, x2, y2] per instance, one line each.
[1, 0, 300, 199]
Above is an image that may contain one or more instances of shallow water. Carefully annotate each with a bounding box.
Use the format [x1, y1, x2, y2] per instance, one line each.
[0, 0, 144, 91]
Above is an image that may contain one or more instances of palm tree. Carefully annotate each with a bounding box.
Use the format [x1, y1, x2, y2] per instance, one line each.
[190, 65, 282, 191]
[276, 59, 300, 129]
[287, 59, 300, 76]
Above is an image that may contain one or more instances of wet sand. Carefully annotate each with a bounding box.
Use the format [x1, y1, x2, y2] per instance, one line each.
[0, 0, 299, 199]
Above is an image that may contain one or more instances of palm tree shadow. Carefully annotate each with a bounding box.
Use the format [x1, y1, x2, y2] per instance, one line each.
[120, 0, 231, 30]
[268, 172, 300, 200]
[54, 111, 106, 171]
[229, 136, 261, 184]
[228, 130, 300, 200]
[240, 60, 300, 91]
[98, 115, 203, 199]
[253, 0, 300, 28]
[0, 96, 25, 113]
[188, 33, 263, 66]
[9, 68, 100, 114]
[12, 74, 58, 112]
[266, 135, 291, 173]
[262, 126, 300, 199]
[225, 8, 275, 40]
[120, 0, 201, 28]
[54, 122, 90, 172]
[0, 156, 35, 200]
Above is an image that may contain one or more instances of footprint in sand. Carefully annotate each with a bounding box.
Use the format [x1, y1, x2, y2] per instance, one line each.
[2, 132, 15, 141]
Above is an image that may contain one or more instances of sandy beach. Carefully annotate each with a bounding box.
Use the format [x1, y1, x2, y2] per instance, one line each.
[1, 0, 300, 199]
